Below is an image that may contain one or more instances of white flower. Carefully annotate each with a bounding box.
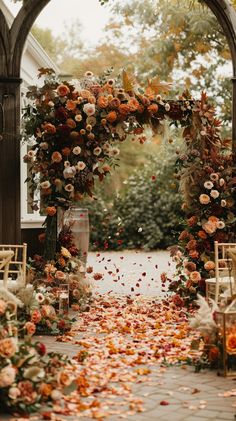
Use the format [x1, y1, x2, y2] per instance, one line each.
[165, 103, 170, 112]
[76, 161, 86, 171]
[217, 221, 225, 229]
[51, 389, 62, 401]
[221, 199, 227, 207]
[39, 142, 49, 150]
[27, 150, 35, 159]
[40, 180, 51, 189]
[219, 178, 225, 186]
[8, 386, 21, 400]
[63, 166, 76, 179]
[35, 293, 44, 303]
[48, 101, 54, 107]
[0, 365, 16, 388]
[83, 103, 95, 116]
[75, 114, 82, 122]
[210, 190, 220, 199]
[84, 71, 94, 77]
[210, 173, 219, 181]
[24, 366, 45, 381]
[64, 184, 74, 192]
[93, 147, 102, 156]
[204, 181, 214, 190]
[72, 146, 81, 155]
[102, 143, 111, 152]
[64, 160, 70, 168]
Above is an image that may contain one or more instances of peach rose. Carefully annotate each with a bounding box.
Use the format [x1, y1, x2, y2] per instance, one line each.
[127, 98, 140, 111]
[109, 98, 121, 109]
[186, 239, 197, 250]
[83, 103, 95, 116]
[198, 230, 208, 240]
[55, 270, 66, 281]
[199, 194, 210, 205]
[18, 380, 37, 404]
[57, 84, 70, 97]
[43, 123, 56, 134]
[208, 216, 219, 223]
[31, 309, 42, 324]
[188, 249, 199, 258]
[179, 230, 190, 241]
[118, 104, 131, 115]
[24, 322, 36, 336]
[204, 261, 215, 271]
[39, 382, 53, 397]
[57, 371, 72, 386]
[66, 100, 76, 110]
[189, 271, 201, 283]
[202, 220, 217, 235]
[184, 262, 196, 272]
[0, 338, 17, 358]
[0, 365, 16, 388]
[51, 151, 62, 163]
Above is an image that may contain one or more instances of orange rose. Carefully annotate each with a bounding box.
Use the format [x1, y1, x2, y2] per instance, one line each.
[51, 151, 62, 163]
[127, 98, 139, 111]
[204, 261, 215, 271]
[97, 96, 109, 108]
[57, 84, 70, 97]
[198, 230, 208, 240]
[43, 123, 56, 134]
[46, 206, 57, 216]
[66, 100, 76, 110]
[187, 216, 198, 227]
[188, 249, 199, 259]
[147, 104, 159, 114]
[66, 118, 76, 129]
[186, 239, 197, 250]
[106, 111, 117, 123]
[226, 333, 236, 354]
[39, 382, 53, 397]
[118, 104, 131, 115]
[179, 230, 190, 241]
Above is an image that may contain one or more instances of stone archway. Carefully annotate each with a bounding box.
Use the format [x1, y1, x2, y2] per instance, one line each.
[0, 0, 236, 244]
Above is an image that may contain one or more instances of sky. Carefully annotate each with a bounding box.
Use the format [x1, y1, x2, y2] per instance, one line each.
[3, 0, 112, 47]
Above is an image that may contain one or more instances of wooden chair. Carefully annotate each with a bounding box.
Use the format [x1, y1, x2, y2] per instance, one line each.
[205, 241, 236, 302]
[0, 244, 27, 290]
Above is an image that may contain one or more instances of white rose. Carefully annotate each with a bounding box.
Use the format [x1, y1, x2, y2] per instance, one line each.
[83, 103, 95, 116]
[63, 166, 76, 179]
[72, 146, 81, 155]
[210, 190, 220, 199]
[8, 386, 21, 400]
[93, 147, 102, 156]
[204, 181, 214, 190]
[76, 161, 86, 171]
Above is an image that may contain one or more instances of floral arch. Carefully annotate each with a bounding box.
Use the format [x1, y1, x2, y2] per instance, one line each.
[0, 0, 236, 247]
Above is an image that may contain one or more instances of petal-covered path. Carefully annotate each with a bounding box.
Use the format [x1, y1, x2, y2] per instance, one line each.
[3, 252, 236, 420]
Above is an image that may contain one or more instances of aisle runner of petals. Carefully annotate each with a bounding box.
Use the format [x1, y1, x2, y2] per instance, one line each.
[47, 295, 201, 419]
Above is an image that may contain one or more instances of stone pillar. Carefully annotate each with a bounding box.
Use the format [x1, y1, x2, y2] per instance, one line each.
[0, 77, 21, 244]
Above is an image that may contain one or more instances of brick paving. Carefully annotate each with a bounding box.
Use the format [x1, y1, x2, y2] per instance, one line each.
[1, 251, 236, 420]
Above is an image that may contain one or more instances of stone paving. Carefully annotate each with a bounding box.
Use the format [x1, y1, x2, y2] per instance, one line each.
[1, 251, 236, 421]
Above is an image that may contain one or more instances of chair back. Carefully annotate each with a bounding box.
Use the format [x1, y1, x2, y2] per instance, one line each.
[0, 244, 27, 285]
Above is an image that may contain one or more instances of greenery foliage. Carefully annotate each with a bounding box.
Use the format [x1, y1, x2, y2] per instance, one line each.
[86, 143, 184, 250]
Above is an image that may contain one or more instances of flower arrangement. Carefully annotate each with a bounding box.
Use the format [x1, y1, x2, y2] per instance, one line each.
[22, 68, 193, 260]
[167, 93, 236, 305]
[0, 298, 73, 414]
